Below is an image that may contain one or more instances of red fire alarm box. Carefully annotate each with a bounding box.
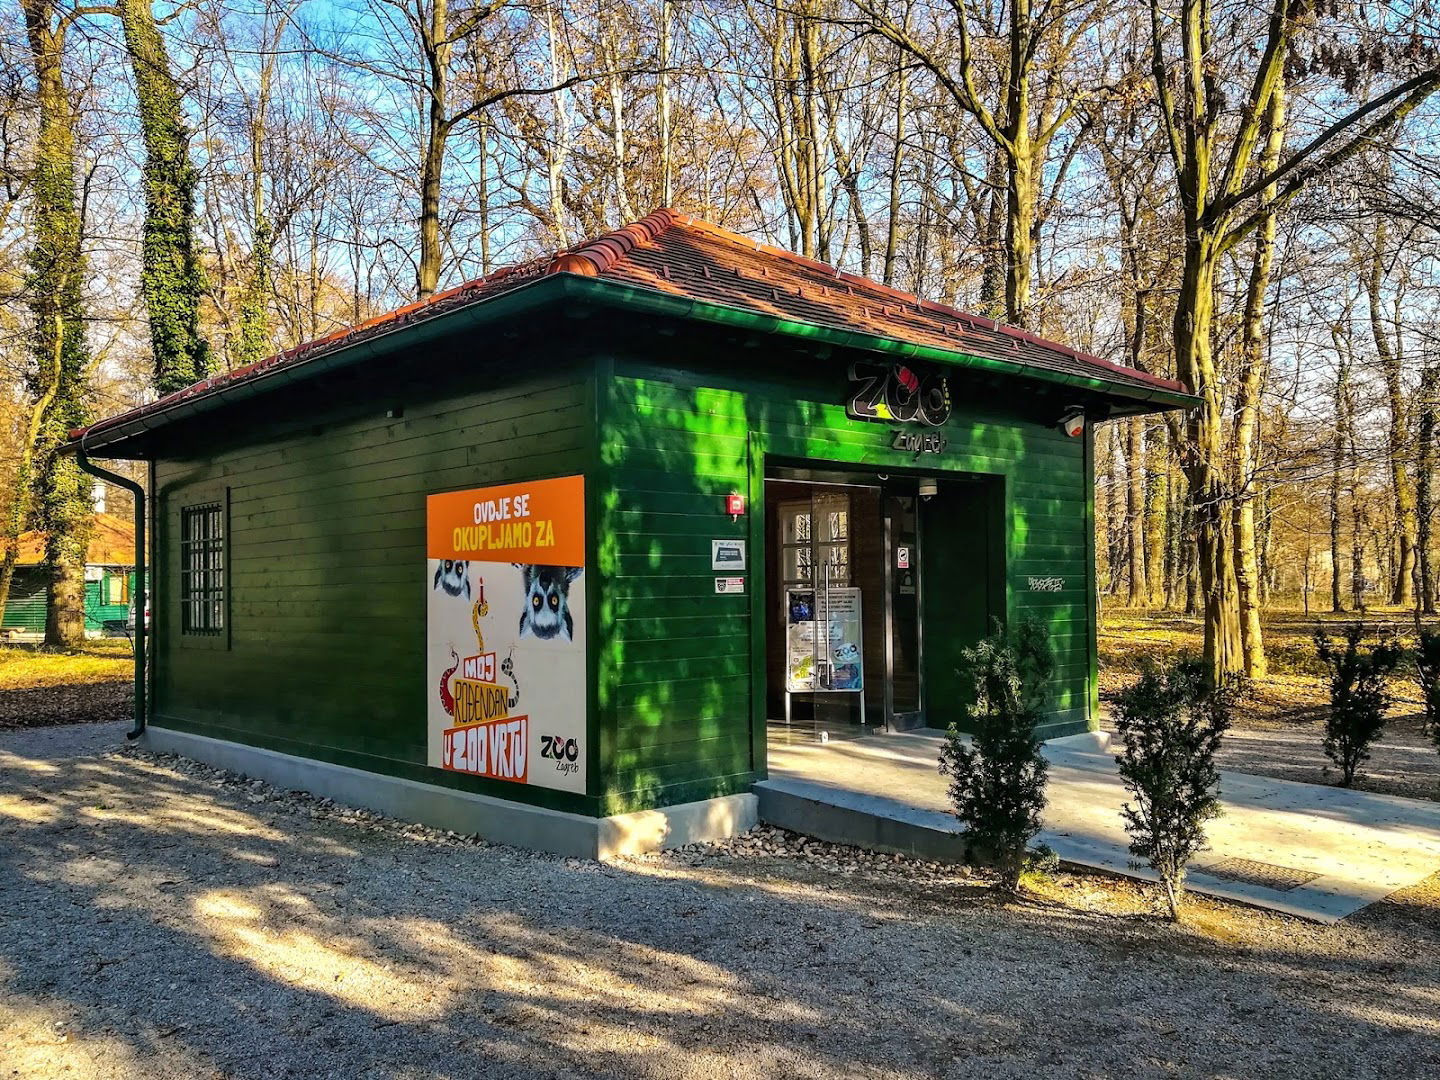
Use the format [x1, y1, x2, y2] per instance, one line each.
[725, 493, 746, 517]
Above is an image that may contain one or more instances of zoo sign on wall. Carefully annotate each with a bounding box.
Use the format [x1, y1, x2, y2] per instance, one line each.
[426, 475, 586, 794]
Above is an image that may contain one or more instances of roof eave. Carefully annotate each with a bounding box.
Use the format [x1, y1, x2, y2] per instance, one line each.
[75, 267, 1195, 458]
[557, 275, 1199, 412]
[71, 275, 572, 456]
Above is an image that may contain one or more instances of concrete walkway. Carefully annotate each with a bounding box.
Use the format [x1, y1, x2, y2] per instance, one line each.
[763, 728, 1440, 922]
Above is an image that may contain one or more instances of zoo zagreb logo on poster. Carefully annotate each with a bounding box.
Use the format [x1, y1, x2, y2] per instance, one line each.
[426, 475, 587, 794]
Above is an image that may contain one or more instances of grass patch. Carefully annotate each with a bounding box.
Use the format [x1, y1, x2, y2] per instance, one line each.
[0, 640, 134, 691]
[1100, 605, 1439, 725]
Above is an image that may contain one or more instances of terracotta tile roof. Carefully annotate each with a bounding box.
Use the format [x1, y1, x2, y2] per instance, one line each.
[75, 209, 1188, 445]
[553, 209, 1187, 396]
[16, 512, 135, 567]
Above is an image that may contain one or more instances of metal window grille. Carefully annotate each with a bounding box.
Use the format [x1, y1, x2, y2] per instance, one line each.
[180, 502, 225, 634]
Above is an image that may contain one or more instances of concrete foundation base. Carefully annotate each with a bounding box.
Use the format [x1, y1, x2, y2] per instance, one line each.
[141, 726, 757, 860]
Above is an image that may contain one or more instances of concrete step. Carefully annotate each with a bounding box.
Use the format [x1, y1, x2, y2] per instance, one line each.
[754, 776, 968, 863]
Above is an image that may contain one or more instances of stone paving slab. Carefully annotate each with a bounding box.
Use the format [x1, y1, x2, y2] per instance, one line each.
[766, 729, 1440, 922]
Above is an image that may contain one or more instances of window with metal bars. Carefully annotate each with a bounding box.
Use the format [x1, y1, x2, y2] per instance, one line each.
[180, 502, 225, 635]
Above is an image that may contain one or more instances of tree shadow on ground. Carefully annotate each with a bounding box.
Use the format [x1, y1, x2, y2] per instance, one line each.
[2, 736, 1438, 1078]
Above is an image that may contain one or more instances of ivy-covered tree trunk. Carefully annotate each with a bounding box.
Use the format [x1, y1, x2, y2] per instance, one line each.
[118, 0, 209, 395]
[0, 317, 63, 622]
[20, 0, 93, 647]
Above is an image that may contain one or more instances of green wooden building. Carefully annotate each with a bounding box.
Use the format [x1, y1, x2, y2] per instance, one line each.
[1, 513, 136, 640]
[73, 210, 1193, 856]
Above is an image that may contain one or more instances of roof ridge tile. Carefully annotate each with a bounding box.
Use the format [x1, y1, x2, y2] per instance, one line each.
[548, 207, 680, 277]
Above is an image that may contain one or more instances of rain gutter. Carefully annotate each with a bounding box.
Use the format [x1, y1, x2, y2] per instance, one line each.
[70, 436, 147, 739]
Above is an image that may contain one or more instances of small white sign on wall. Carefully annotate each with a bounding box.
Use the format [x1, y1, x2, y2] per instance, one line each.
[711, 539, 747, 571]
[715, 577, 745, 594]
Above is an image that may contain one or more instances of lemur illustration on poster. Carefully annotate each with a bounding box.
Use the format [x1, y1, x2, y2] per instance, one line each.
[426, 475, 586, 794]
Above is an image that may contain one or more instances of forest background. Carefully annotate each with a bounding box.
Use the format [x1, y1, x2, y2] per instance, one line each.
[2, 0, 1438, 695]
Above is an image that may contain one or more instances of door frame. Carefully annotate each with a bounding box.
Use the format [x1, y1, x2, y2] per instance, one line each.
[757, 459, 936, 744]
[882, 487, 924, 731]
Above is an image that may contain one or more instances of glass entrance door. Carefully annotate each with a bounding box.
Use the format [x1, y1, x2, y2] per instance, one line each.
[884, 491, 923, 728]
[764, 470, 918, 736]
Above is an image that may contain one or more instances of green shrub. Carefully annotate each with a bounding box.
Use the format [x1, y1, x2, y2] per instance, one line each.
[1112, 659, 1238, 921]
[939, 618, 1053, 893]
[1314, 624, 1402, 787]
[1414, 626, 1440, 742]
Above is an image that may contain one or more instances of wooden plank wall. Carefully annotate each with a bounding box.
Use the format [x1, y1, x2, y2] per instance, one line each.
[152, 368, 595, 814]
[595, 355, 1095, 813]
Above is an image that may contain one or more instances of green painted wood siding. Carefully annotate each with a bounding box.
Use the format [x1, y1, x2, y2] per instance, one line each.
[1, 570, 48, 633]
[595, 357, 1097, 813]
[1, 569, 132, 635]
[153, 371, 596, 815]
[89, 573, 133, 632]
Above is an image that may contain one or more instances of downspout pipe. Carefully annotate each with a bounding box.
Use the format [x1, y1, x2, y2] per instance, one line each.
[71, 437, 146, 740]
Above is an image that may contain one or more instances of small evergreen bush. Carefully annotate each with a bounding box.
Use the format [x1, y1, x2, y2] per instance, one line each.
[1314, 624, 1401, 787]
[1112, 659, 1237, 921]
[1413, 624, 1440, 742]
[939, 618, 1054, 893]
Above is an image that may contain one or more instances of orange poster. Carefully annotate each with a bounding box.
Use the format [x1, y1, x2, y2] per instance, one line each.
[427, 474, 585, 565]
[426, 475, 586, 793]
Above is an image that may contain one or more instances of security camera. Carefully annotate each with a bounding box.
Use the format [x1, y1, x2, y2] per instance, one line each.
[1058, 407, 1085, 438]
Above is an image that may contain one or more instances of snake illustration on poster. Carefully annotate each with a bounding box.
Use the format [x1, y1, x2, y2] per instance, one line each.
[425, 475, 586, 794]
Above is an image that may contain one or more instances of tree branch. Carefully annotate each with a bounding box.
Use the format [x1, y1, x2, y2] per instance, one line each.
[1219, 68, 1440, 229]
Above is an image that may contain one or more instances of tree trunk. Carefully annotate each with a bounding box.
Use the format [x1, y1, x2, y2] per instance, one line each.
[415, 0, 455, 300]
[1230, 83, 1283, 679]
[543, 0, 572, 248]
[1418, 358, 1437, 614]
[1257, 487, 1273, 606]
[1366, 225, 1417, 606]
[1105, 425, 1125, 594]
[1161, 868, 1181, 922]
[1166, 475, 1185, 610]
[604, 15, 635, 225]
[236, 9, 285, 367]
[20, 0, 94, 648]
[1145, 428, 1169, 606]
[656, 0, 672, 207]
[1344, 360, 1366, 612]
[976, 150, 1006, 319]
[1005, 135, 1035, 328]
[417, 109, 448, 299]
[882, 60, 906, 287]
[0, 317, 63, 621]
[119, 0, 209, 394]
[1175, 236, 1242, 681]
[1126, 417, 1148, 605]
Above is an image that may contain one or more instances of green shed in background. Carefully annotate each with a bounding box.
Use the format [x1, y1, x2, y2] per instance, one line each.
[1, 513, 135, 639]
[70, 210, 1194, 855]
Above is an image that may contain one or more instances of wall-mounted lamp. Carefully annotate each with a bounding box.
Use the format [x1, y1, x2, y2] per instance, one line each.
[1058, 407, 1086, 438]
[918, 479, 939, 501]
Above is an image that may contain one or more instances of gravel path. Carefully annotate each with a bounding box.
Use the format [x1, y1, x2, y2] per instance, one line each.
[3, 723, 1438, 1079]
